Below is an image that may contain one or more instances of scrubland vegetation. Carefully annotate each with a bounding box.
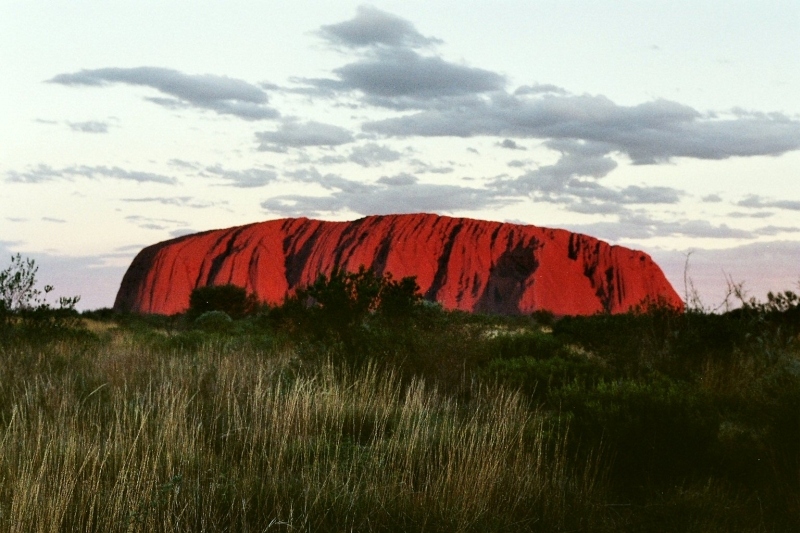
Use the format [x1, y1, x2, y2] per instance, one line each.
[1, 258, 799, 531]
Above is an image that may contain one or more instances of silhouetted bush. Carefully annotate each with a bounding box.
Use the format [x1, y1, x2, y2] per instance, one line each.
[81, 307, 117, 321]
[552, 305, 750, 378]
[188, 284, 259, 320]
[556, 376, 719, 490]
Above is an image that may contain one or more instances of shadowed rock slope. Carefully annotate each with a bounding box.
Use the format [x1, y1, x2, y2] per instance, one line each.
[114, 214, 682, 316]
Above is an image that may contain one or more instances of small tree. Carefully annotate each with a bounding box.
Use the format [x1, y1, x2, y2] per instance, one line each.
[373, 272, 422, 319]
[281, 266, 421, 345]
[0, 254, 80, 328]
[1, 254, 46, 311]
[300, 267, 382, 332]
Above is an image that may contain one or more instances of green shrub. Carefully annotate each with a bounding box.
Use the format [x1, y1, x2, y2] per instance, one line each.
[194, 310, 234, 333]
[485, 355, 608, 399]
[486, 330, 567, 360]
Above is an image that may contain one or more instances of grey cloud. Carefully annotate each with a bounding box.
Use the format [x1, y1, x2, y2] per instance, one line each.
[363, 93, 800, 163]
[49, 67, 278, 120]
[499, 145, 618, 195]
[507, 160, 528, 168]
[620, 213, 753, 239]
[71, 165, 177, 184]
[168, 159, 202, 170]
[256, 120, 354, 151]
[737, 194, 800, 211]
[121, 196, 225, 208]
[125, 215, 188, 231]
[541, 183, 682, 215]
[143, 97, 187, 110]
[514, 84, 569, 96]
[566, 201, 626, 215]
[262, 171, 513, 217]
[663, 220, 753, 239]
[349, 143, 402, 167]
[363, 90, 798, 216]
[67, 121, 108, 133]
[423, 166, 453, 174]
[617, 185, 683, 204]
[42, 217, 66, 223]
[545, 138, 617, 157]
[115, 244, 148, 252]
[410, 160, 454, 174]
[755, 225, 800, 236]
[6, 164, 177, 185]
[202, 165, 278, 188]
[622, 213, 753, 239]
[377, 173, 418, 186]
[285, 167, 373, 194]
[336, 50, 504, 98]
[307, 49, 504, 105]
[313, 154, 349, 165]
[6, 165, 62, 183]
[567, 213, 754, 242]
[262, 184, 511, 217]
[170, 228, 197, 238]
[728, 211, 774, 219]
[498, 139, 525, 150]
[702, 194, 723, 202]
[319, 6, 441, 49]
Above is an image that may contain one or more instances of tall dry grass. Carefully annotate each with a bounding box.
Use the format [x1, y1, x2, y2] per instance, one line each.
[0, 330, 603, 532]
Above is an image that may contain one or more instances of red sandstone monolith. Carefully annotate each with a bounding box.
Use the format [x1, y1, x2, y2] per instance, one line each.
[113, 213, 682, 315]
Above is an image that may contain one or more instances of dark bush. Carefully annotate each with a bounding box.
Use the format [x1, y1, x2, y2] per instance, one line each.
[271, 267, 423, 363]
[531, 309, 556, 326]
[293, 267, 421, 326]
[81, 307, 117, 321]
[556, 376, 719, 490]
[188, 284, 259, 320]
[553, 306, 749, 378]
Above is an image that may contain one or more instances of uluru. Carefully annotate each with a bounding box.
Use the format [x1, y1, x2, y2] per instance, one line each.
[113, 213, 682, 316]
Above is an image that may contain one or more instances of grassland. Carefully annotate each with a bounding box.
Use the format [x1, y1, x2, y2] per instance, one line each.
[0, 285, 799, 531]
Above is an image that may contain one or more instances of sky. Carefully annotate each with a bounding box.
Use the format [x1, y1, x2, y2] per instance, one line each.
[2, 1, 799, 311]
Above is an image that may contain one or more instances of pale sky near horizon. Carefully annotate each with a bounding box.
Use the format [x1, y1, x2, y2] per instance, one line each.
[2, 1, 799, 310]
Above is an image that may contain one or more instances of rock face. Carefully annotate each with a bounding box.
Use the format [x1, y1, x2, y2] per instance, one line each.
[114, 214, 683, 316]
